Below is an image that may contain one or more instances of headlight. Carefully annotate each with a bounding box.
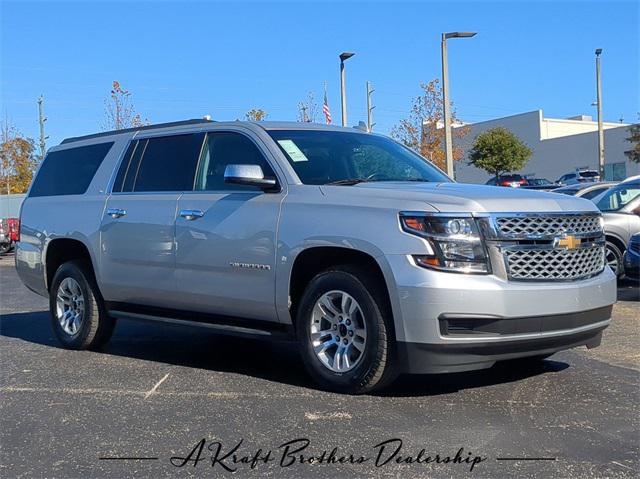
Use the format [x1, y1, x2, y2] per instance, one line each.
[400, 214, 490, 274]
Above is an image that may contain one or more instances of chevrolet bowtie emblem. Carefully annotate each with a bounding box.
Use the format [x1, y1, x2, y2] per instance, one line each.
[557, 235, 581, 250]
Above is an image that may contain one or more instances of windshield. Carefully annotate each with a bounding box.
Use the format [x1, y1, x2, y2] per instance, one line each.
[595, 183, 640, 211]
[267, 130, 451, 185]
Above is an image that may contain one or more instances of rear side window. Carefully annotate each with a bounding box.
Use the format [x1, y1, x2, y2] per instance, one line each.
[133, 133, 205, 192]
[29, 142, 114, 197]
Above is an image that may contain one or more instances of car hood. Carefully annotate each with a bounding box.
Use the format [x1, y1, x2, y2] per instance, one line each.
[321, 181, 600, 214]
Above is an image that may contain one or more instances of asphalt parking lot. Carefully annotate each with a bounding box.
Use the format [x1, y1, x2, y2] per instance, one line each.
[1, 253, 638, 478]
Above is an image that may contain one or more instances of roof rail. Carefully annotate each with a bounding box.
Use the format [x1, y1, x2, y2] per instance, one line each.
[60, 118, 214, 144]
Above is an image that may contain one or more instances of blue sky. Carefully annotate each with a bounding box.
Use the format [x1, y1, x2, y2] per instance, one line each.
[1, 0, 638, 147]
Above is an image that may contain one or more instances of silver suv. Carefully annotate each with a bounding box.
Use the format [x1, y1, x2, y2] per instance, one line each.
[16, 120, 617, 394]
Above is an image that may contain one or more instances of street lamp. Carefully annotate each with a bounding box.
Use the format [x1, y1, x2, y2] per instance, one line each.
[595, 48, 605, 179]
[339, 52, 355, 126]
[441, 31, 476, 178]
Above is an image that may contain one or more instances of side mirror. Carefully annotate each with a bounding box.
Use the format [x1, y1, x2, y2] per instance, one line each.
[223, 164, 278, 191]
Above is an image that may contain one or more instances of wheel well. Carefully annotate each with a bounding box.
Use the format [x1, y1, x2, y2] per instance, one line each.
[45, 239, 93, 291]
[605, 235, 626, 255]
[289, 247, 392, 322]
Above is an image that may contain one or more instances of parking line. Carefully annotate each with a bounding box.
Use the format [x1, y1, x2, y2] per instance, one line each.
[144, 373, 170, 399]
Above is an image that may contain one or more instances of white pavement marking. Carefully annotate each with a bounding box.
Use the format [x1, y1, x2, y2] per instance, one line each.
[305, 411, 352, 421]
[0, 386, 314, 399]
[144, 373, 170, 399]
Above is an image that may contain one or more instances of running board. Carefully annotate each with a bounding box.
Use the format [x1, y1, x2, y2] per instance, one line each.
[108, 309, 293, 340]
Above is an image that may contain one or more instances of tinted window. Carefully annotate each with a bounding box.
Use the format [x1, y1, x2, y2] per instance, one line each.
[194, 132, 275, 191]
[112, 141, 138, 192]
[579, 171, 599, 178]
[123, 140, 147, 192]
[581, 187, 608, 200]
[133, 133, 205, 192]
[596, 183, 640, 212]
[30, 142, 114, 197]
[268, 130, 450, 185]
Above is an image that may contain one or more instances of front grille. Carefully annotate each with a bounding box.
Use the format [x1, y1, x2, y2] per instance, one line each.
[506, 245, 605, 280]
[495, 214, 601, 239]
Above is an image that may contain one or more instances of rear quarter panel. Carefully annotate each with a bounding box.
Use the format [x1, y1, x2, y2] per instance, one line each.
[15, 135, 132, 296]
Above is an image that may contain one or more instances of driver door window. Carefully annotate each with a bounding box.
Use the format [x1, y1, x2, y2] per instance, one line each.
[195, 132, 276, 191]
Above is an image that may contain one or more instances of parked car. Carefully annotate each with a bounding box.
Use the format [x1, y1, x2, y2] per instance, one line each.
[591, 178, 640, 277]
[15, 120, 616, 394]
[521, 178, 559, 191]
[622, 233, 640, 281]
[485, 174, 528, 187]
[0, 218, 19, 254]
[557, 169, 600, 185]
[553, 182, 617, 200]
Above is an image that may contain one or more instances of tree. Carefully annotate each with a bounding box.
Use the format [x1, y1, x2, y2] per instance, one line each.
[297, 91, 318, 123]
[103, 81, 148, 130]
[0, 121, 37, 194]
[624, 124, 640, 163]
[245, 109, 267, 121]
[391, 79, 469, 171]
[468, 127, 532, 180]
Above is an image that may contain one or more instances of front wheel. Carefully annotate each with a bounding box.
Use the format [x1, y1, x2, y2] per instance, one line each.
[296, 266, 397, 394]
[605, 241, 624, 278]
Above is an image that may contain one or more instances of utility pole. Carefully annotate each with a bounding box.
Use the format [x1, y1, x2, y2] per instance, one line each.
[366, 81, 375, 132]
[595, 48, 605, 180]
[37, 95, 48, 161]
[300, 104, 309, 122]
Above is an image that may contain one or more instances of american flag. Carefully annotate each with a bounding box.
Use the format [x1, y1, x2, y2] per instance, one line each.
[323, 89, 332, 125]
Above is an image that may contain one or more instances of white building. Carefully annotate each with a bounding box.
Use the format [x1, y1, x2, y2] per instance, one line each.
[452, 110, 637, 184]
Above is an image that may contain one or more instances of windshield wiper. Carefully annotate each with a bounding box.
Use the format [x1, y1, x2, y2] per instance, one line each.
[326, 178, 372, 186]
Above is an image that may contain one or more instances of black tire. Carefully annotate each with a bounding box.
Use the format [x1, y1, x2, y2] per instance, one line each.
[296, 266, 397, 394]
[0, 242, 11, 255]
[605, 240, 624, 278]
[49, 260, 116, 350]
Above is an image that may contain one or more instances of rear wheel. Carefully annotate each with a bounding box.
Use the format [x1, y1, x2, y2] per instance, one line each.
[296, 266, 397, 394]
[49, 261, 116, 350]
[0, 242, 11, 255]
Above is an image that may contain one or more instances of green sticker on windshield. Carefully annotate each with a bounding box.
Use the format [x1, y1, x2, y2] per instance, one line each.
[278, 140, 309, 162]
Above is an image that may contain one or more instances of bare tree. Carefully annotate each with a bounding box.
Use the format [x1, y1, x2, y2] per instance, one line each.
[297, 91, 318, 122]
[102, 81, 148, 130]
[391, 79, 469, 171]
[245, 109, 268, 121]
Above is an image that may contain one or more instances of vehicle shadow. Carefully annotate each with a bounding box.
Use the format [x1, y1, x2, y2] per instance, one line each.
[0, 310, 570, 397]
[617, 278, 640, 302]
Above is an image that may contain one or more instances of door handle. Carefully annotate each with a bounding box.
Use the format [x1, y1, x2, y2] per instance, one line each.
[179, 209, 205, 220]
[106, 208, 126, 219]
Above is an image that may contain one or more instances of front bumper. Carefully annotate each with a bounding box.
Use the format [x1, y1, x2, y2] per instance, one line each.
[397, 325, 605, 374]
[383, 254, 616, 372]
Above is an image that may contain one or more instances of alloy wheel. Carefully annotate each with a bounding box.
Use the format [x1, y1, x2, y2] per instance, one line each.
[310, 290, 367, 373]
[55, 277, 85, 335]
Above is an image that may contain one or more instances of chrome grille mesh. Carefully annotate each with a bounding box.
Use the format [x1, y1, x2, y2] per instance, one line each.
[496, 214, 602, 239]
[506, 245, 605, 280]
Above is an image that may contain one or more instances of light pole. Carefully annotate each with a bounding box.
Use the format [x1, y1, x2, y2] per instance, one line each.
[595, 48, 605, 179]
[339, 52, 355, 126]
[441, 31, 476, 178]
